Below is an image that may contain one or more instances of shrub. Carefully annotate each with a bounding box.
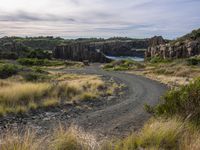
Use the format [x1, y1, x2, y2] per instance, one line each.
[103, 60, 145, 71]
[17, 58, 64, 66]
[151, 78, 200, 123]
[0, 52, 18, 59]
[0, 64, 19, 78]
[150, 56, 171, 63]
[187, 57, 200, 65]
[21, 72, 48, 82]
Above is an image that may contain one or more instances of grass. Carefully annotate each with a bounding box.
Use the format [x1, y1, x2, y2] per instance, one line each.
[17, 58, 65, 66]
[0, 73, 119, 116]
[0, 129, 42, 150]
[0, 126, 96, 150]
[103, 60, 145, 71]
[102, 118, 200, 150]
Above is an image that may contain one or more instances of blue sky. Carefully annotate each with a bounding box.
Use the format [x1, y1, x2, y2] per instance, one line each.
[0, 0, 199, 39]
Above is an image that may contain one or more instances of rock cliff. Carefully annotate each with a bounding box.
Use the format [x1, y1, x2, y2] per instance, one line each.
[53, 40, 149, 62]
[145, 28, 200, 59]
[53, 42, 111, 63]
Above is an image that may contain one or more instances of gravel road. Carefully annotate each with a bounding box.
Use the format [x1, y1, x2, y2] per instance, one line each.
[61, 64, 167, 137]
[0, 64, 167, 138]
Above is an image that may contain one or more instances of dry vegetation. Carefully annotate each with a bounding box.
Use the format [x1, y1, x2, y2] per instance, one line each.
[102, 118, 200, 150]
[0, 73, 119, 116]
[128, 58, 200, 87]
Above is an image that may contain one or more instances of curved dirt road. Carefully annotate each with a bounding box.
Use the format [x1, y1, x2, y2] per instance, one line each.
[64, 64, 167, 137]
[0, 64, 167, 138]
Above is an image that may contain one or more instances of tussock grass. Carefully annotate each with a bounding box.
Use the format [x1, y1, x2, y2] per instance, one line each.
[0, 129, 42, 150]
[103, 118, 200, 150]
[0, 74, 119, 116]
[50, 126, 98, 150]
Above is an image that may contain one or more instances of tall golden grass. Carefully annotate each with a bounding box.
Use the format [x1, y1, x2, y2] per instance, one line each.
[102, 118, 200, 150]
[0, 74, 117, 116]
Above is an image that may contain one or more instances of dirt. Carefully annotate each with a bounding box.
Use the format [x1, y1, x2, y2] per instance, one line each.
[0, 64, 167, 139]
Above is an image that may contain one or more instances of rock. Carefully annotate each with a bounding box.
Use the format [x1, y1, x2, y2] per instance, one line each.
[53, 42, 111, 63]
[145, 28, 200, 59]
[146, 39, 200, 59]
[53, 40, 149, 62]
[148, 36, 166, 47]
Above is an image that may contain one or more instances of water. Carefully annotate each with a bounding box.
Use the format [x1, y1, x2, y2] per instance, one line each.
[105, 56, 144, 62]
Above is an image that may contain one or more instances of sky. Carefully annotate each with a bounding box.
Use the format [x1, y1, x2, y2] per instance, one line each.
[0, 0, 200, 39]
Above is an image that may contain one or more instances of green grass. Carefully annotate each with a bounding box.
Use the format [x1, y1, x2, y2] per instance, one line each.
[103, 60, 145, 71]
[17, 58, 65, 66]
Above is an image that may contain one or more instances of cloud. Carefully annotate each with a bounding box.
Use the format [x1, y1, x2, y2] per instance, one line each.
[0, 0, 199, 39]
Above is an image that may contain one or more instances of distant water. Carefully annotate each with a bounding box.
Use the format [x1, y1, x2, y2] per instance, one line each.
[106, 56, 144, 62]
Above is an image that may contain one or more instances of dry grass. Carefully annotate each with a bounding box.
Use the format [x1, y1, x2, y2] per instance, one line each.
[0, 126, 98, 150]
[0, 73, 119, 116]
[50, 126, 97, 150]
[103, 118, 200, 150]
[127, 59, 200, 87]
[0, 129, 42, 150]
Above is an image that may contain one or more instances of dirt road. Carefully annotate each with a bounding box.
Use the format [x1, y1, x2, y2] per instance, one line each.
[62, 64, 167, 137]
[0, 64, 167, 138]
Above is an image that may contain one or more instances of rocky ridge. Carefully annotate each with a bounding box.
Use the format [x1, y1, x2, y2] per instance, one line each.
[145, 28, 200, 59]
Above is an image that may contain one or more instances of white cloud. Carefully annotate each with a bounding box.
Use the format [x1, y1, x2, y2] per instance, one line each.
[0, 0, 199, 39]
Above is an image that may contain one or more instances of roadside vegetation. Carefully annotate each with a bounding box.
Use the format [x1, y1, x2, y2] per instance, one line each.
[103, 60, 145, 71]
[0, 61, 120, 116]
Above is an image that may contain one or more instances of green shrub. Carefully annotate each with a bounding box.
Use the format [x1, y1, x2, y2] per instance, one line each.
[21, 72, 49, 82]
[103, 60, 144, 71]
[0, 52, 18, 59]
[0, 64, 19, 78]
[187, 57, 200, 65]
[150, 56, 171, 63]
[151, 78, 200, 123]
[17, 58, 64, 66]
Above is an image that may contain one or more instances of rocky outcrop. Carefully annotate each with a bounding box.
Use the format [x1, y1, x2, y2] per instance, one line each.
[53, 42, 111, 63]
[96, 40, 148, 57]
[145, 29, 200, 59]
[53, 40, 149, 62]
[148, 36, 166, 47]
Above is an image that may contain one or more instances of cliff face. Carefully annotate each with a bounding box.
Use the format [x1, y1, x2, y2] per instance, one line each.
[53, 40, 149, 62]
[53, 42, 111, 63]
[145, 29, 200, 59]
[96, 40, 148, 57]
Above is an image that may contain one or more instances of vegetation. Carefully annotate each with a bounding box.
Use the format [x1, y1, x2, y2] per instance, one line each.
[0, 63, 20, 79]
[149, 56, 171, 63]
[102, 118, 200, 150]
[187, 56, 200, 65]
[0, 73, 119, 116]
[17, 58, 64, 66]
[146, 78, 200, 124]
[103, 60, 145, 71]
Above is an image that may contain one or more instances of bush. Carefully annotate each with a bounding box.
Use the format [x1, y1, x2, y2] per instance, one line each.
[17, 58, 64, 66]
[0, 64, 19, 78]
[103, 60, 145, 71]
[21, 72, 48, 82]
[0, 52, 18, 59]
[187, 57, 200, 65]
[151, 78, 200, 123]
[150, 56, 171, 63]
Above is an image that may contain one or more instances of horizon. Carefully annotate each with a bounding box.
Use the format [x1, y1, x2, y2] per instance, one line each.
[0, 0, 200, 40]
